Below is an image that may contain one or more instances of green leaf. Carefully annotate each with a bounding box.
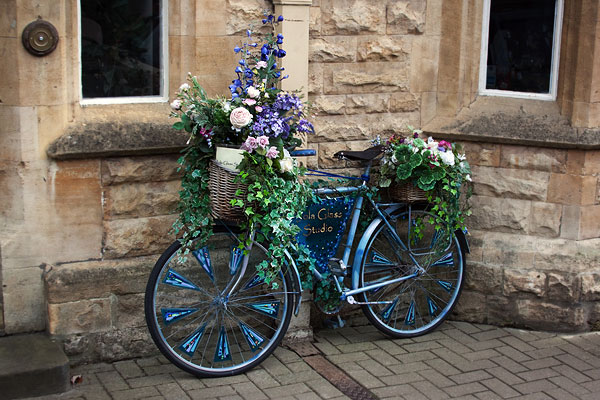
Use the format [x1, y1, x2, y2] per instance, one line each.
[173, 121, 184, 130]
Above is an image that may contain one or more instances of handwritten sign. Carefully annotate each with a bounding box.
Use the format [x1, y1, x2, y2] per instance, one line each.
[296, 197, 355, 273]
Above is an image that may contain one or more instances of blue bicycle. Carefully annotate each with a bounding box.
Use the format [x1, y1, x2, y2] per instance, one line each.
[144, 147, 468, 377]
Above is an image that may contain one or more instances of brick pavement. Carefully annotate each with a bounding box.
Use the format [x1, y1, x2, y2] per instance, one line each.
[24, 320, 600, 400]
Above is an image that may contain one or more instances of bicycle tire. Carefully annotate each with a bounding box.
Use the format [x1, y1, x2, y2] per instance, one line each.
[358, 209, 465, 338]
[144, 230, 294, 377]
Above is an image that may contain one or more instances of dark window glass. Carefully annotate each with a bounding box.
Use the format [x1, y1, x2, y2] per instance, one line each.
[486, 0, 556, 93]
[81, 0, 161, 98]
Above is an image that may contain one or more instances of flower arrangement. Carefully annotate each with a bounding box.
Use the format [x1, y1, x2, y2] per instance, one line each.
[170, 13, 317, 291]
[378, 127, 472, 231]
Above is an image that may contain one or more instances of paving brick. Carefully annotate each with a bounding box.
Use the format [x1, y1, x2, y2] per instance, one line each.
[497, 345, 533, 363]
[263, 383, 311, 398]
[364, 349, 400, 366]
[475, 390, 503, 400]
[471, 329, 511, 341]
[462, 349, 502, 361]
[395, 350, 437, 364]
[416, 369, 455, 388]
[467, 339, 506, 352]
[555, 353, 594, 372]
[450, 370, 493, 385]
[305, 379, 344, 399]
[449, 321, 483, 334]
[135, 357, 162, 367]
[202, 374, 249, 387]
[326, 351, 371, 364]
[548, 376, 591, 397]
[410, 380, 449, 400]
[513, 379, 558, 395]
[261, 356, 293, 376]
[156, 382, 192, 400]
[356, 358, 393, 376]
[551, 364, 592, 383]
[96, 371, 129, 391]
[443, 382, 488, 397]
[491, 356, 528, 373]
[500, 336, 538, 352]
[127, 373, 173, 388]
[232, 382, 268, 400]
[187, 385, 237, 399]
[487, 366, 526, 385]
[480, 378, 520, 398]
[245, 369, 280, 389]
[374, 339, 407, 355]
[313, 341, 341, 355]
[336, 341, 378, 353]
[114, 360, 146, 378]
[402, 341, 443, 353]
[275, 370, 322, 385]
[525, 347, 565, 359]
[519, 367, 561, 382]
[345, 369, 386, 389]
[371, 384, 416, 398]
[544, 387, 579, 400]
[380, 371, 423, 385]
[111, 386, 161, 400]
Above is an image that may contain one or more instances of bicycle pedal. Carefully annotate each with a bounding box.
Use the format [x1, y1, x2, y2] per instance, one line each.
[328, 258, 347, 276]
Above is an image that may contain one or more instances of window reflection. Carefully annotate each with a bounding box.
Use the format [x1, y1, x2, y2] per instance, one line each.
[81, 0, 161, 98]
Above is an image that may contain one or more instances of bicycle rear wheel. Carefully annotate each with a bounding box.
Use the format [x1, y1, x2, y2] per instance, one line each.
[358, 208, 464, 338]
[145, 230, 293, 377]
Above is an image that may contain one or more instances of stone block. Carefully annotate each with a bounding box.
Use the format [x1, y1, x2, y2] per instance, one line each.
[0, 37, 20, 105]
[226, 0, 271, 35]
[356, 36, 409, 62]
[469, 195, 530, 233]
[580, 272, 600, 301]
[194, 35, 242, 97]
[529, 202, 562, 237]
[584, 150, 600, 174]
[346, 94, 389, 114]
[310, 95, 346, 115]
[101, 155, 181, 185]
[48, 298, 112, 335]
[389, 92, 420, 113]
[462, 142, 501, 167]
[472, 166, 549, 201]
[115, 294, 146, 329]
[452, 290, 486, 324]
[386, 0, 427, 34]
[309, 6, 322, 36]
[318, 140, 371, 168]
[104, 180, 181, 219]
[547, 272, 580, 303]
[103, 215, 177, 259]
[560, 205, 581, 240]
[566, 149, 586, 174]
[500, 145, 567, 173]
[312, 112, 418, 143]
[0, 1, 17, 37]
[486, 295, 513, 326]
[324, 62, 409, 94]
[168, 35, 197, 97]
[308, 62, 324, 94]
[44, 256, 156, 303]
[503, 269, 546, 297]
[515, 299, 585, 331]
[409, 36, 439, 93]
[168, 0, 196, 36]
[2, 267, 45, 334]
[480, 231, 536, 268]
[581, 177, 598, 205]
[309, 37, 356, 63]
[580, 205, 600, 239]
[321, 0, 386, 35]
[547, 174, 586, 205]
[464, 262, 502, 294]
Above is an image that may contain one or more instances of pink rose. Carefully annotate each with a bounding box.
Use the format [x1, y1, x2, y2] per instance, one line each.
[255, 106, 263, 113]
[265, 146, 279, 159]
[247, 86, 260, 98]
[230, 107, 253, 129]
[243, 98, 257, 106]
[241, 136, 258, 152]
[256, 61, 268, 69]
[257, 136, 270, 148]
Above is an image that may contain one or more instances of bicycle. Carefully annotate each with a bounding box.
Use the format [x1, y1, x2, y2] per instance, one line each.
[144, 146, 468, 377]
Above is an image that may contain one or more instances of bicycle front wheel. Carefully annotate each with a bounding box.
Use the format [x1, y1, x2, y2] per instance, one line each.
[145, 231, 294, 377]
[359, 209, 464, 338]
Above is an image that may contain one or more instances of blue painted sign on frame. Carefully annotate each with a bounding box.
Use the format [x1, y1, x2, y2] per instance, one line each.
[295, 197, 355, 273]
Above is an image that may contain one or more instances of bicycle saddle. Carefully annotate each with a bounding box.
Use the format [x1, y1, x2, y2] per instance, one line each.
[334, 145, 384, 161]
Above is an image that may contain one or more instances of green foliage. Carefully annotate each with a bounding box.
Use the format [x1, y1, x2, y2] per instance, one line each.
[379, 127, 473, 232]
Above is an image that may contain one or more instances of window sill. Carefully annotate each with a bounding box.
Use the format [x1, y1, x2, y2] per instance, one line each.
[423, 97, 600, 149]
[47, 122, 188, 160]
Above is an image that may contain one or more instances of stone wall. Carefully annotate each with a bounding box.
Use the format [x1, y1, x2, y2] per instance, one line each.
[457, 143, 600, 332]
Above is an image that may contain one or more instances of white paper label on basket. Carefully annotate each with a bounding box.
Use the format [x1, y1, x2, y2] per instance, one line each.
[216, 147, 244, 172]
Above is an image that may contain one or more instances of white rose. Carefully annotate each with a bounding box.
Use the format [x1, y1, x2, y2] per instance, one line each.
[439, 151, 455, 166]
[179, 83, 190, 92]
[170, 99, 182, 110]
[229, 107, 253, 129]
[247, 86, 260, 98]
[280, 149, 295, 173]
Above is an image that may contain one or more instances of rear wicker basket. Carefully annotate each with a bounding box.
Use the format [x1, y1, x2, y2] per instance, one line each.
[209, 161, 248, 222]
[388, 182, 429, 203]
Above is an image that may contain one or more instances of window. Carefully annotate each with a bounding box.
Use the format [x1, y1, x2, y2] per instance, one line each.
[79, 0, 168, 103]
[479, 0, 563, 100]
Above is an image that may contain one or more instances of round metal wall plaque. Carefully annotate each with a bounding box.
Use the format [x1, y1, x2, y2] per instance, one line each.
[22, 20, 59, 57]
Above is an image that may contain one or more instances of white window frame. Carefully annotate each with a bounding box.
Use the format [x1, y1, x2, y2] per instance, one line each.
[78, 0, 169, 105]
[478, 0, 564, 101]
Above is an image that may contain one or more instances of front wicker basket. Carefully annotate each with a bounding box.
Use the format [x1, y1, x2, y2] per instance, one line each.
[209, 161, 248, 222]
[388, 182, 429, 203]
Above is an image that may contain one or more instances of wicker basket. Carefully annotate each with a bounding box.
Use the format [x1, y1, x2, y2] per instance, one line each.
[388, 182, 429, 203]
[209, 160, 248, 222]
